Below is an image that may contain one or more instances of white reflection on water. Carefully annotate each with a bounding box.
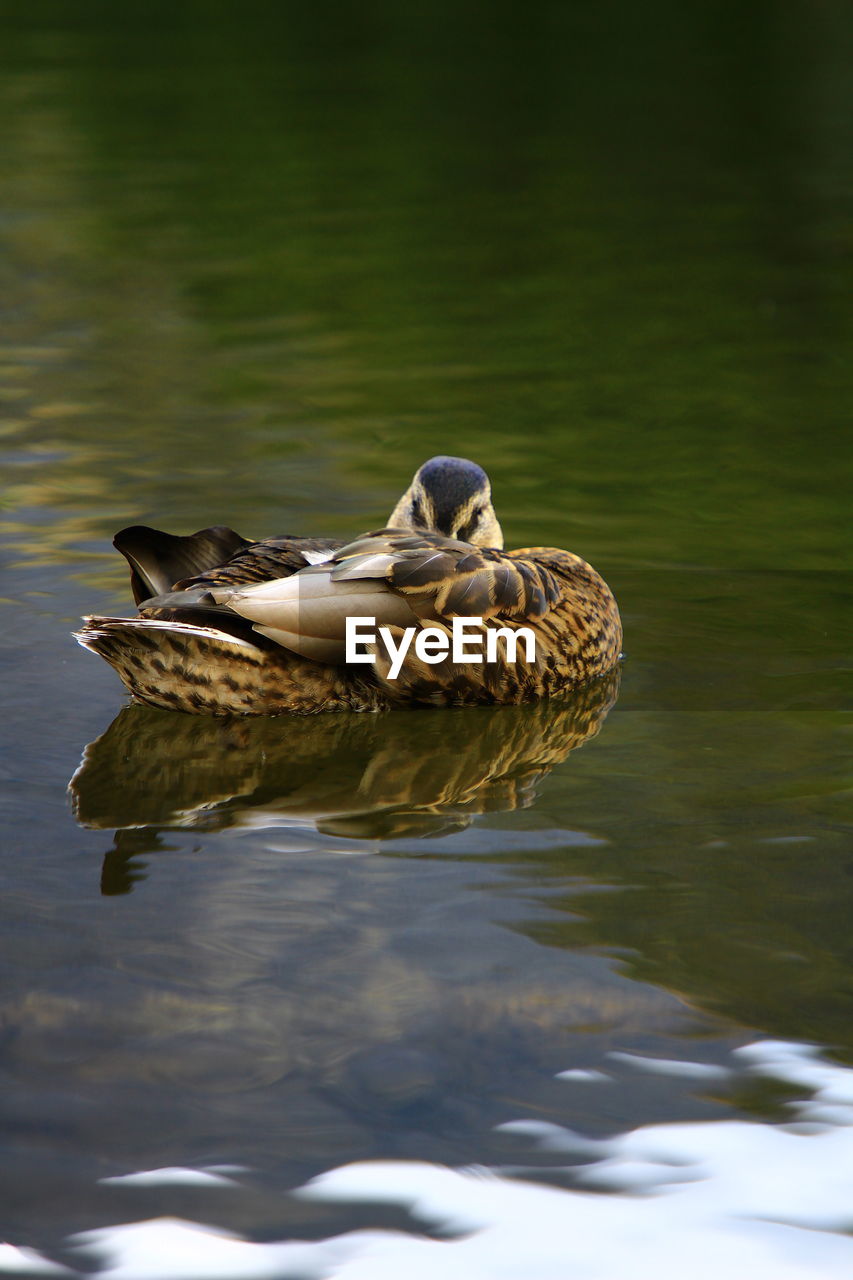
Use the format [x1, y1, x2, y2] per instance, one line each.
[0, 1245, 69, 1277]
[5, 1040, 848, 1280]
[99, 1168, 245, 1190]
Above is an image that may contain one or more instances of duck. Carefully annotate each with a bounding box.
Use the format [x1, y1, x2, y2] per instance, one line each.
[75, 456, 622, 715]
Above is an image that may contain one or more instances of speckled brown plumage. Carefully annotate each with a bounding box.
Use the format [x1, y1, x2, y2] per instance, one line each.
[79, 618, 386, 715]
[178, 535, 341, 590]
[325, 532, 622, 707]
[76, 457, 623, 716]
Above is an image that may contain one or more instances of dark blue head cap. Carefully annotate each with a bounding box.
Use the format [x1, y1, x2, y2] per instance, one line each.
[415, 456, 491, 532]
[387, 455, 503, 547]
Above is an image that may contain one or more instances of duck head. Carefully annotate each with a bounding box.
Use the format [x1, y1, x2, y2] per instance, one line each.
[387, 455, 504, 548]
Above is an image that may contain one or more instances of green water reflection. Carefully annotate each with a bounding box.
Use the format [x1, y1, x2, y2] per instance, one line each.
[1, 1, 850, 571]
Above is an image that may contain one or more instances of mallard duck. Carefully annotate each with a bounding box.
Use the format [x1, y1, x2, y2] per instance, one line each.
[75, 456, 622, 715]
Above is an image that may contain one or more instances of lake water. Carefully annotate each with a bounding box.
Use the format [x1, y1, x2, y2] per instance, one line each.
[0, 4, 851, 1276]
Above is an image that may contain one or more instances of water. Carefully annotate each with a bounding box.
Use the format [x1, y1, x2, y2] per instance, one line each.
[0, 3, 851, 1275]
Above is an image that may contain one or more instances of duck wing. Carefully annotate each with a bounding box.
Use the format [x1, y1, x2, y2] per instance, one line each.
[116, 523, 343, 604]
[211, 529, 566, 663]
[115, 524, 253, 604]
[175, 535, 342, 590]
[329, 529, 565, 621]
[114, 527, 343, 647]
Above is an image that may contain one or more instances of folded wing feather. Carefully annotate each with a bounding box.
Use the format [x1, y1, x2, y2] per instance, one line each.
[212, 567, 418, 663]
[212, 530, 564, 664]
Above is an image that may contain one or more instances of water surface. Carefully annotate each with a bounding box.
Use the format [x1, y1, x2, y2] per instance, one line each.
[0, 3, 850, 1275]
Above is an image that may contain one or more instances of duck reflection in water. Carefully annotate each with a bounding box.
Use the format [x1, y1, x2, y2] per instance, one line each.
[69, 672, 619, 894]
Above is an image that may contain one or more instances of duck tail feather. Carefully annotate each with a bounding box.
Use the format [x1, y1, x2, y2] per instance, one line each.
[73, 616, 270, 715]
[113, 525, 252, 603]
